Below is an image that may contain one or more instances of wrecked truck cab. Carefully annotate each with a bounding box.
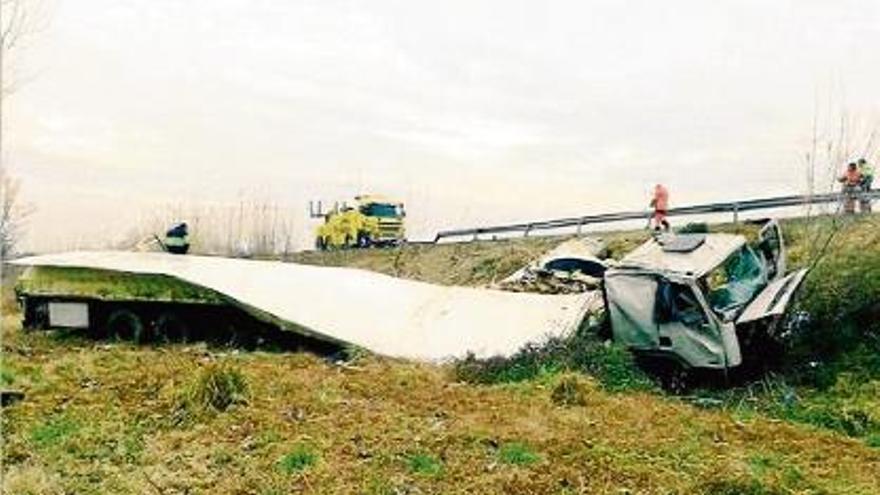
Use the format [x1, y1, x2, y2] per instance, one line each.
[604, 222, 806, 372]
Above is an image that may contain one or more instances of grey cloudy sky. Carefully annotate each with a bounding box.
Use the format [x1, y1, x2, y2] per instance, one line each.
[5, 0, 879, 251]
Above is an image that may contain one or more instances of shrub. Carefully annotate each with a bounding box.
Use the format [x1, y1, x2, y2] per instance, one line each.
[453, 327, 655, 393]
[550, 375, 590, 406]
[566, 337, 656, 392]
[785, 217, 880, 368]
[453, 340, 565, 385]
[186, 363, 249, 412]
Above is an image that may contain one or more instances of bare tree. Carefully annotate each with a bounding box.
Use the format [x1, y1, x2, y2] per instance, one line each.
[1, 0, 48, 258]
[116, 197, 299, 258]
[1, 0, 47, 97]
[800, 100, 879, 270]
[0, 165, 30, 257]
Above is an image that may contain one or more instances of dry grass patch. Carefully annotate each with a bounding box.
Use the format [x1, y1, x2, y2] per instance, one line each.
[2, 320, 880, 493]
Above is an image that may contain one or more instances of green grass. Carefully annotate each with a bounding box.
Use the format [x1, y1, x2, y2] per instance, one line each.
[29, 416, 80, 448]
[278, 444, 318, 474]
[1, 363, 15, 386]
[498, 442, 540, 466]
[16, 266, 225, 304]
[407, 452, 443, 476]
[453, 326, 655, 393]
[2, 331, 878, 493]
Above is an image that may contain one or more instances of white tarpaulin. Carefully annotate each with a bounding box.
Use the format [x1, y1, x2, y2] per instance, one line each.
[12, 251, 599, 361]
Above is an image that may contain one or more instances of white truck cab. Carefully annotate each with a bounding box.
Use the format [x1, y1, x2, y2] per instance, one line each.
[604, 220, 807, 371]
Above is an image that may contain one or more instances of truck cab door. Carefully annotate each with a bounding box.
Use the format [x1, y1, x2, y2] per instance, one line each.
[755, 220, 785, 281]
[605, 273, 660, 350]
[654, 280, 740, 369]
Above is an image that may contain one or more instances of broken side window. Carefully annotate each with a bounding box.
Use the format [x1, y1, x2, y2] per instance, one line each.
[655, 280, 707, 328]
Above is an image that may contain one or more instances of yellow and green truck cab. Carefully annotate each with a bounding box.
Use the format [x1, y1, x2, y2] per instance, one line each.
[316, 195, 406, 250]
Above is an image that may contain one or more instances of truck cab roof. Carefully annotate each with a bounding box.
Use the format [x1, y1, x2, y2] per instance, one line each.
[616, 233, 745, 278]
[354, 194, 401, 206]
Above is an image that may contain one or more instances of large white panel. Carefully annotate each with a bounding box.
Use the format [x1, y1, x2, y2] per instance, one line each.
[14, 252, 598, 360]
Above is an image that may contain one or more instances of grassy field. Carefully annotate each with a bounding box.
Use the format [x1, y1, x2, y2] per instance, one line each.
[2, 214, 879, 494]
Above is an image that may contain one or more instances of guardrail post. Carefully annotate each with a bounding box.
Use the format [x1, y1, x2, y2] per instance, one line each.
[732, 203, 739, 226]
[576, 221, 583, 236]
[524, 225, 532, 237]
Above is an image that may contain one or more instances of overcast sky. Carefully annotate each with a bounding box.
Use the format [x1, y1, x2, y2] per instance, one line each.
[4, 0, 879, 251]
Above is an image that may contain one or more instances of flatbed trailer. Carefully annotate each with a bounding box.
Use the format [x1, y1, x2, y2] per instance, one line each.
[11, 252, 595, 361]
[14, 265, 339, 352]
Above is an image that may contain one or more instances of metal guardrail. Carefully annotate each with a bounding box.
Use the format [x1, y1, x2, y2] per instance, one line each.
[433, 189, 880, 242]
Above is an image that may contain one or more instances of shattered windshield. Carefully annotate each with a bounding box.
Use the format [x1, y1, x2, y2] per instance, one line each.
[702, 246, 767, 321]
[361, 203, 400, 218]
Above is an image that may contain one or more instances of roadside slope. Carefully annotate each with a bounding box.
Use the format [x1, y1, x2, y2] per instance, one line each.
[2, 213, 879, 494]
[2, 332, 879, 494]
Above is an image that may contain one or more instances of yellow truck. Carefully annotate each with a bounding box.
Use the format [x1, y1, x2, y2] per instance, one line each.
[315, 195, 406, 250]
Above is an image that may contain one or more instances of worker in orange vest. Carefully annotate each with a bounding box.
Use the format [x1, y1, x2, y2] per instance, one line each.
[838, 162, 863, 214]
[650, 184, 670, 232]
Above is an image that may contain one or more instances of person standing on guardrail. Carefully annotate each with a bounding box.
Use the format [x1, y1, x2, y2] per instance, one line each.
[650, 183, 670, 231]
[838, 162, 863, 214]
[857, 158, 874, 214]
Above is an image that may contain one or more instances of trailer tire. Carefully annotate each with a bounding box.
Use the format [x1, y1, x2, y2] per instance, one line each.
[155, 312, 191, 343]
[106, 309, 147, 344]
[23, 298, 49, 331]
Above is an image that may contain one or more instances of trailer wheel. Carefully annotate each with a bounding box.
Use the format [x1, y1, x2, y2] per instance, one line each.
[22, 298, 49, 331]
[106, 309, 147, 343]
[155, 312, 191, 343]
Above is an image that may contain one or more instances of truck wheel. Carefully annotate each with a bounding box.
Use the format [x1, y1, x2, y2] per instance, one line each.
[155, 312, 191, 343]
[658, 360, 690, 395]
[105, 309, 147, 344]
[356, 232, 372, 248]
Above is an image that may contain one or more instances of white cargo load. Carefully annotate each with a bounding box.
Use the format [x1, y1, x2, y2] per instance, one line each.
[12, 251, 599, 361]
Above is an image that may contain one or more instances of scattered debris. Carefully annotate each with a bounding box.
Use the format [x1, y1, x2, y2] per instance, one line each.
[495, 238, 611, 294]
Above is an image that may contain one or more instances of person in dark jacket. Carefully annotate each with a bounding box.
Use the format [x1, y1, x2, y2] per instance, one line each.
[164, 222, 190, 254]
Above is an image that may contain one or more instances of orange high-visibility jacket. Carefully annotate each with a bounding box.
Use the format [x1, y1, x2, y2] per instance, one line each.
[653, 185, 669, 211]
[840, 168, 862, 187]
